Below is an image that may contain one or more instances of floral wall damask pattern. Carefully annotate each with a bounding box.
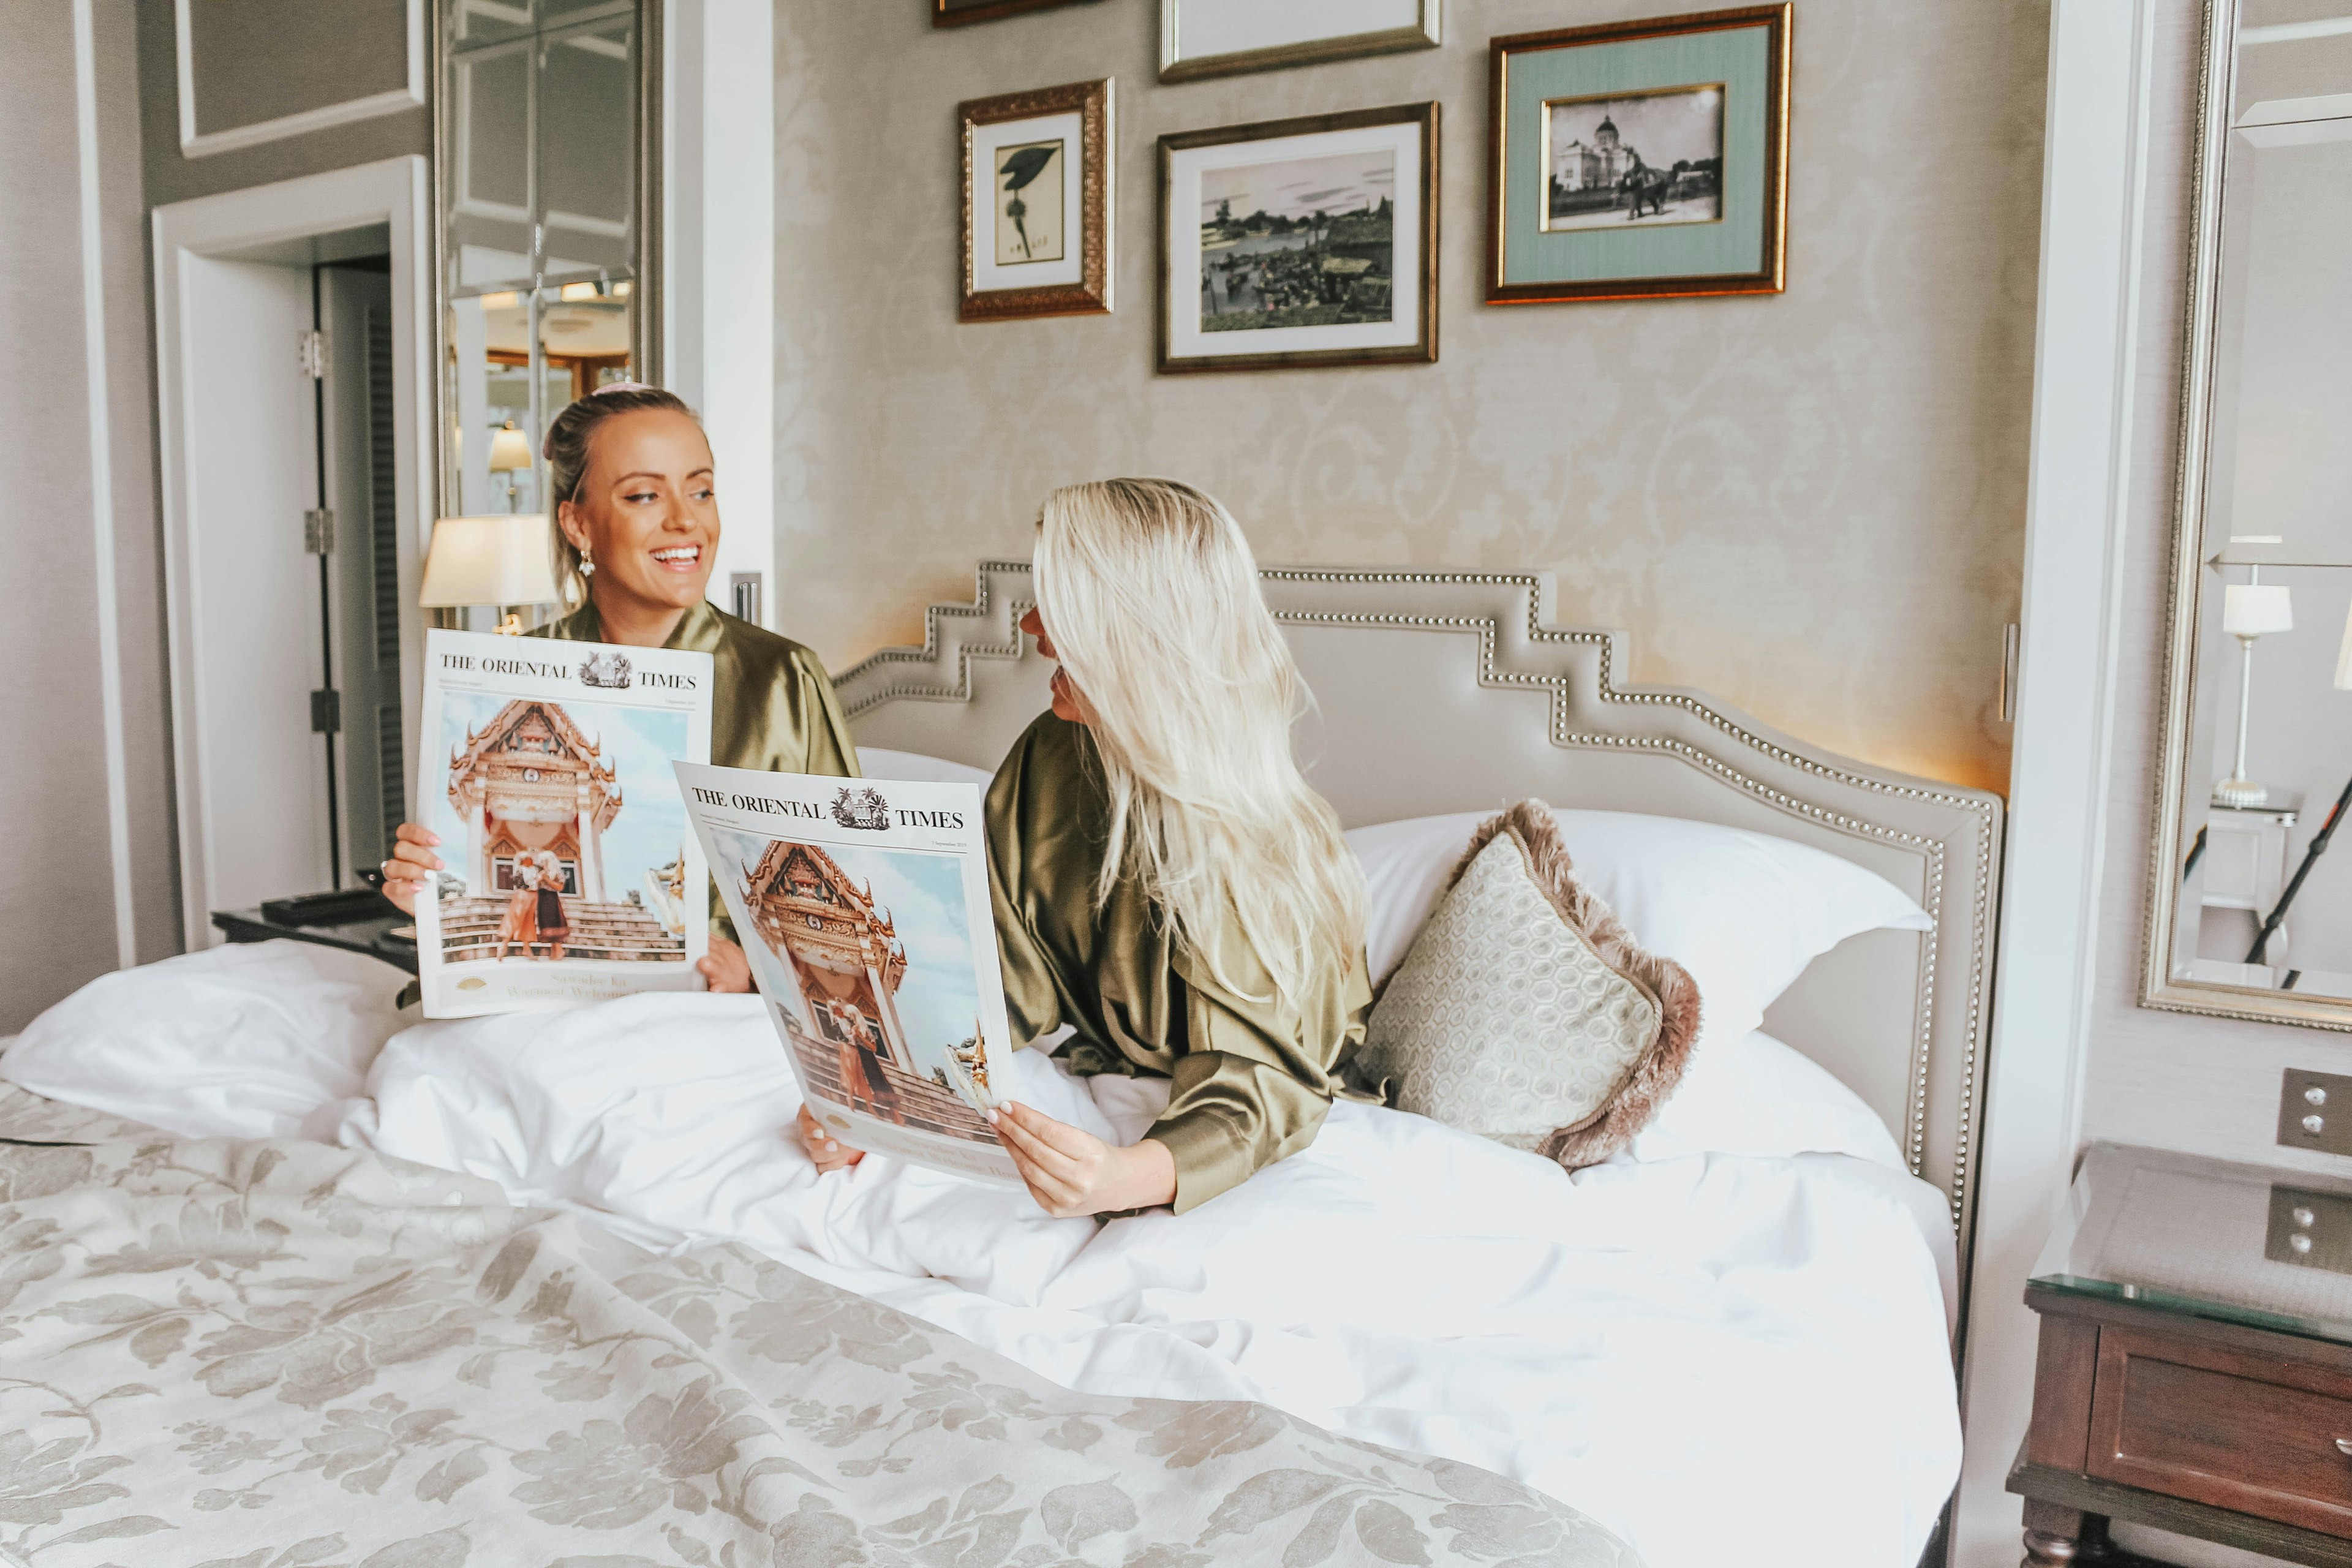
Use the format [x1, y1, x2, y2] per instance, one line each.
[769, 0, 2049, 793]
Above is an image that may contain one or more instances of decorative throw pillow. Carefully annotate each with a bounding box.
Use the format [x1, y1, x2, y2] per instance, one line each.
[1359, 800, 1702, 1169]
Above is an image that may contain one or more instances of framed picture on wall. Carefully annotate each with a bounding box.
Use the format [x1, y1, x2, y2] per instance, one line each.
[935, 0, 1102, 26]
[1159, 102, 1439, 373]
[960, 78, 1114, 323]
[1159, 0, 1441, 83]
[1487, 4, 1790, 305]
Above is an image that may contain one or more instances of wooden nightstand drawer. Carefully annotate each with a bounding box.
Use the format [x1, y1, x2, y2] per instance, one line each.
[2089, 1325, 2352, 1534]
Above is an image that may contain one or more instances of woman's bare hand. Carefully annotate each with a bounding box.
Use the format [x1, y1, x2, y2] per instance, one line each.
[989, 1101, 1176, 1218]
[379, 823, 442, 915]
[796, 1104, 865, 1175]
[698, 935, 752, 993]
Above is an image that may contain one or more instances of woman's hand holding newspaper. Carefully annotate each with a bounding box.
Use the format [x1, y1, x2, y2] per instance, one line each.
[795, 1104, 865, 1174]
[697, 935, 752, 993]
[989, 1102, 1177, 1217]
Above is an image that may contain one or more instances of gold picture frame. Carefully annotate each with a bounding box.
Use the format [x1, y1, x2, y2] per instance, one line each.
[1487, 4, 1790, 306]
[1158, 102, 1439, 374]
[1159, 0, 1441, 85]
[959, 78, 1114, 324]
[934, 0, 1101, 27]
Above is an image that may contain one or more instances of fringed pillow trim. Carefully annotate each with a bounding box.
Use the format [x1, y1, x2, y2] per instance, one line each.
[1444, 800, 1704, 1169]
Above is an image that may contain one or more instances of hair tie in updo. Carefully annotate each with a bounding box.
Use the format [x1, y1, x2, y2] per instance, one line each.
[541, 381, 660, 459]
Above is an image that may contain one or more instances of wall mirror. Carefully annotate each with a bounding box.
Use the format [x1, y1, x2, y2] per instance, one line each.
[2146, 1, 2352, 1027]
[434, 0, 658, 581]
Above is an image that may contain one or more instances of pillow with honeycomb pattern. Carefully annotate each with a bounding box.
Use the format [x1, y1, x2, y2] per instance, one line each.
[1359, 800, 1702, 1168]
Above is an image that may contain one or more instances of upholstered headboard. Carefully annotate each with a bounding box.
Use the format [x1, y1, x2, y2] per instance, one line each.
[836, 562, 2003, 1246]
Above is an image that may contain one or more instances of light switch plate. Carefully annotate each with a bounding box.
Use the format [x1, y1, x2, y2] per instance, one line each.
[2278, 1069, 2352, 1156]
[2267, 1184, 2352, 1273]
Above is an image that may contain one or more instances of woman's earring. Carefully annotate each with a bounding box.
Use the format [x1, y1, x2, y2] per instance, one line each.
[579, 548, 595, 578]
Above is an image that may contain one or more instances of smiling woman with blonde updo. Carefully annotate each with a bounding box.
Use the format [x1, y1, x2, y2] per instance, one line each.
[377, 384, 858, 990]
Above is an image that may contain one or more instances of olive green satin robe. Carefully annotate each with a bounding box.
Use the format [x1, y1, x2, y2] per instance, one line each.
[986, 713, 1373, 1214]
[531, 598, 859, 936]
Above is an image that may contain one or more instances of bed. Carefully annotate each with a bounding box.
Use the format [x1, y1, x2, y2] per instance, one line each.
[0, 564, 2001, 1568]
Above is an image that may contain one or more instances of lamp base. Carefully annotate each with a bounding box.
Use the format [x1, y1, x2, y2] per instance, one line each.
[2214, 775, 2271, 808]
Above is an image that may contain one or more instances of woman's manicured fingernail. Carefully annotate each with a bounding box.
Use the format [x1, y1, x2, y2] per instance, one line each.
[426, 832, 440, 845]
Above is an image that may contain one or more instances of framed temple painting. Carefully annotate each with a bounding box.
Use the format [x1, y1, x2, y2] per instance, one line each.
[1486, 4, 1790, 305]
[959, 78, 1114, 323]
[935, 0, 1102, 26]
[1158, 102, 1439, 374]
[1159, 0, 1441, 84]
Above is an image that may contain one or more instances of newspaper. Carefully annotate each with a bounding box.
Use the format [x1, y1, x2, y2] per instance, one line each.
[676, 761, 1019, 1183]
[413, 628, 712, 1017]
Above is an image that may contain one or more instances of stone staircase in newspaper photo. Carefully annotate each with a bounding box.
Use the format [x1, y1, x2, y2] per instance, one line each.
[438, 895, 686, 965]
[788, 1027, 995, 1143]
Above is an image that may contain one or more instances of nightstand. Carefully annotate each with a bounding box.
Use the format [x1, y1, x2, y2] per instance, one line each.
[2011, 1142, 2352, 1566]
[211, 889, 418, 974]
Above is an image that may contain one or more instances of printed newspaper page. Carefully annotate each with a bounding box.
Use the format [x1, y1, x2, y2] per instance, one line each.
[414, 628, 712, 1017]
[676, 761, 1020, 1184]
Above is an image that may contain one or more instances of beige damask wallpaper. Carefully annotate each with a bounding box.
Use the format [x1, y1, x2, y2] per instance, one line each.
[771, 0, 2049, 793]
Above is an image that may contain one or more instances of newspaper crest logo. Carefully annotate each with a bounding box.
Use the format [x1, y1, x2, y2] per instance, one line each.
[578, 651, 634, 690]
[831, 785, 892, 832]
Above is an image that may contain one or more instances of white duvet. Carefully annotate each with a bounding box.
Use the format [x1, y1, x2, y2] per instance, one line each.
[325, 992, 1960, 1568]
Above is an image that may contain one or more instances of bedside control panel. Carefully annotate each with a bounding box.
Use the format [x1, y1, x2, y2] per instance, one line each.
[2267, 1183, 2352, 1274]
[2278, 1069, 2352, 1156]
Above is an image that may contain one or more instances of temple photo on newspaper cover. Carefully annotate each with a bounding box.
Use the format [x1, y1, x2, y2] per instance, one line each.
[717, 826, 999, 1144]
[431, 692, 693, 969]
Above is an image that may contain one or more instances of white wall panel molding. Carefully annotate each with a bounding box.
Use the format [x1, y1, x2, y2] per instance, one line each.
[175, 0, 425, 159]
[73, 0, 135, 970]
[663, 0, 774, 627]
[1953, 0, 2158, 1561]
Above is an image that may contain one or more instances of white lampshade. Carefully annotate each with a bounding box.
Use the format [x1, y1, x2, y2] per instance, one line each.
[487, 422, 533, 473]
[2223, 582, 2294, 638]
[2336, 600, 2352, 692]
[418, 514, 560, 608]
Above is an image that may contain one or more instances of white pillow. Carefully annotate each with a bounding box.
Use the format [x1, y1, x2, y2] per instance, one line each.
[1348, 807, 1931, 1051]
[858, 747, 994, 786]
[1630, 1028, 1905, 1170]
[1, 939, 414, 1140]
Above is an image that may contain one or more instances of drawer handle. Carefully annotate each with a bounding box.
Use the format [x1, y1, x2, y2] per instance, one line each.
[2337, 1438, 2352, 1458]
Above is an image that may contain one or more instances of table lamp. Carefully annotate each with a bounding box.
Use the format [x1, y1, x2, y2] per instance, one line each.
[487, 421, 533, 513]
[419, 513, 560, 635]
[2213, 570, 2293, 807]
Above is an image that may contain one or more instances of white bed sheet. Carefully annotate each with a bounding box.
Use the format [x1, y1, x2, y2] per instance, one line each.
[336, 993, 1962, 1568]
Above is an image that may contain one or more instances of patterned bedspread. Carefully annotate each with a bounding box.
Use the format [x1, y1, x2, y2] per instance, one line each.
[0, 1085, 1638, 1568]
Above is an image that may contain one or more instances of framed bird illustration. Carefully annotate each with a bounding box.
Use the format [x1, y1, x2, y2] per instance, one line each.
[959, 78, 1115, 323]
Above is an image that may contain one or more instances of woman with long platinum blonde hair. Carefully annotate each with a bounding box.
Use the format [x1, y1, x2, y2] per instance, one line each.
[797, 478, 1374, 1216]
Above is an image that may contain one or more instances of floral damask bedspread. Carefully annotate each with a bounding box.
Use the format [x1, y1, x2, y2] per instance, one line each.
[0, 1085, 1638, 1568]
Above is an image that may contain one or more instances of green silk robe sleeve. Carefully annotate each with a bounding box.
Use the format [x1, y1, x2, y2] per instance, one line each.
[985, 713, 1371, 1213]
[532, 598, 861, 938]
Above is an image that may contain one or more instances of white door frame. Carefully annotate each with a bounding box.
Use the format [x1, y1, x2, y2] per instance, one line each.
[1951, 1, 2158, 1561]
[152, 154, 434, 948]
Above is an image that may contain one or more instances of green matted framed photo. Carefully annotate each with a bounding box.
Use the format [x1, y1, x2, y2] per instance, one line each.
[1487, 4, 1790, 305]
[935, 0, 1102, 27]
[1158, 102, 1439, 374]
[960, 78, 1114, 323]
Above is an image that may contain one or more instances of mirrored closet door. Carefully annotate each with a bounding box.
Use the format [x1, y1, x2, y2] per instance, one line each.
[436, 0, 658, 539]
[2147, 1, 2352, 1027]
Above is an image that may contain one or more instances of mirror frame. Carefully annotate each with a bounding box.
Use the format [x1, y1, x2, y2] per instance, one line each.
[428, 0, 664, 522]
[2141, 0, 2352, 1031]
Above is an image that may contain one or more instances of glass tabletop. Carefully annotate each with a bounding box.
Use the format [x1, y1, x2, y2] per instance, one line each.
[2033, 1141, 2352, 1346]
